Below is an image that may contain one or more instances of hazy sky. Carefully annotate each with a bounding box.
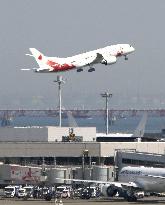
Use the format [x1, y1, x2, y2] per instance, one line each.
[0, 0, 165, 109]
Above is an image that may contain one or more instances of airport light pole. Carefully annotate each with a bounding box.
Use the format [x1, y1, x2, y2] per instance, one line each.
[101, 92, 112, 135]
[54, 76, 65, 127]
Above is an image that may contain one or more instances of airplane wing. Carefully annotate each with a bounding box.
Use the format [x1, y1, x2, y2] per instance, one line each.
[56, 178, 112, 184]
[79, 53, 104, 67]
[74, 53, 104, 71]
[90, 53, 104, 64]
[55, 178, 138, 189]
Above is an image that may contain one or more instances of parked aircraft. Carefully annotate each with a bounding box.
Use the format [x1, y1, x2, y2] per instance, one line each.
[23, 44, 135, 73]
[118, 166, 165, 201]
[100, 166, 165, 201]
[57, 164, 165, 202]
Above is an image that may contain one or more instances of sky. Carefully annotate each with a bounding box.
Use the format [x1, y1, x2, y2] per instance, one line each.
[0, 0, 165, 109]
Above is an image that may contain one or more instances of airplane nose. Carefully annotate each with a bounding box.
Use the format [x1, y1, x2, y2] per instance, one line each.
[130, 46, 135, 52]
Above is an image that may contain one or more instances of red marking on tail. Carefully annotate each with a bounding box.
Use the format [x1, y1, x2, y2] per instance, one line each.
[38, 55, 42, 60]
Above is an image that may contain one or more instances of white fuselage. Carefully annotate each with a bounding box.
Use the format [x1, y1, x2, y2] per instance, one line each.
[119, 166, 165, 192]
[65, 46, 120, 65]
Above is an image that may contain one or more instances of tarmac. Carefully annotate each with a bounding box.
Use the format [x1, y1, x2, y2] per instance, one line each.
[1, 197, 165, 205]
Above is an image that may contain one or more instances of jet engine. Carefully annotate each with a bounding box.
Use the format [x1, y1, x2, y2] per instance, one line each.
[101, 56, 117, 65]
[101, 184, 118, 197]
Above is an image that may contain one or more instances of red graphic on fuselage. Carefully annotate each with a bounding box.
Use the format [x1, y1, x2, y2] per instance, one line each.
[47, 60, 75, 72]
[116, 50, 124, 57]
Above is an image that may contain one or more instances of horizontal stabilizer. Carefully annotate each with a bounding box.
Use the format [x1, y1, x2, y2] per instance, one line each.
[25, 54, 33, 57]
[21, 68, 40, 72]
[21, 68, 31, 71]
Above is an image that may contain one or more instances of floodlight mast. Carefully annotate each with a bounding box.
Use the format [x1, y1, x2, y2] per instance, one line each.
[101, 92, 112, 135]
[54, 76, 65, 127]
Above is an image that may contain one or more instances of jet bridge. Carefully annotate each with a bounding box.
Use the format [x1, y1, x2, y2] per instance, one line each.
[115, 150, 165, 175]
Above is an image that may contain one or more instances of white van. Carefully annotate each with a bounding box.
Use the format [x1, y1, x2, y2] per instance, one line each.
[56, 186, 71, 198]
[17, 188, 27, 198]
[4, 185, 19, 198]
[23, 186, 33, 197]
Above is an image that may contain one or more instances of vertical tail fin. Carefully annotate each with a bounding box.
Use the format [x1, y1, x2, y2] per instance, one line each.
[29, 48, 47, 68]
[132, 112, 148, 138]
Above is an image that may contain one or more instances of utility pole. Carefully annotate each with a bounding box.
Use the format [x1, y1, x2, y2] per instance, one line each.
[101, 92, 112, 135]
[54, 76, 65, 127]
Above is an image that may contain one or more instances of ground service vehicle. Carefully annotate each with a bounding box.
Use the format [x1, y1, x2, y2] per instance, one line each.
[4, 185, 19, 198]
[17, 188, 28, 199]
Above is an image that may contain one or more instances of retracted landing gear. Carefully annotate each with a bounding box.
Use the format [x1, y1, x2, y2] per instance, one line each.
[88, 67, 95, 72]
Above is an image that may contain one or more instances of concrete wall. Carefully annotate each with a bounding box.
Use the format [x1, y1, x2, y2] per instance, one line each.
[0, 126, 96, 142]
[48, 126, 96, 142]
[100, 142, 165, 157]
[0, 142, 164, 158]
[0, 142, 100, 157]
[0, 127, 48, 141]
[0, 164, 11, 180]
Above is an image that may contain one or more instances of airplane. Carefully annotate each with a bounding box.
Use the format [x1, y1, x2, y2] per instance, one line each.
[23, 44, 135, 73]
[118, 166, 165, 200]
[57, 165, 165, 202]
[96, 112, 148, 142]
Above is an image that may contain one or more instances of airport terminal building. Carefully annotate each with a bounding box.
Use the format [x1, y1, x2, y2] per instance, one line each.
[0, 126, 165, 169]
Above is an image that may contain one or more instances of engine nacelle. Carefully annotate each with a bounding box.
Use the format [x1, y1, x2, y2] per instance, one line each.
[101, 184, 118, 197]
[101, 56, 117, 65]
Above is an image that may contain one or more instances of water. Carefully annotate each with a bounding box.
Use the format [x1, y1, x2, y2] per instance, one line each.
[8, 115, 165, 133]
